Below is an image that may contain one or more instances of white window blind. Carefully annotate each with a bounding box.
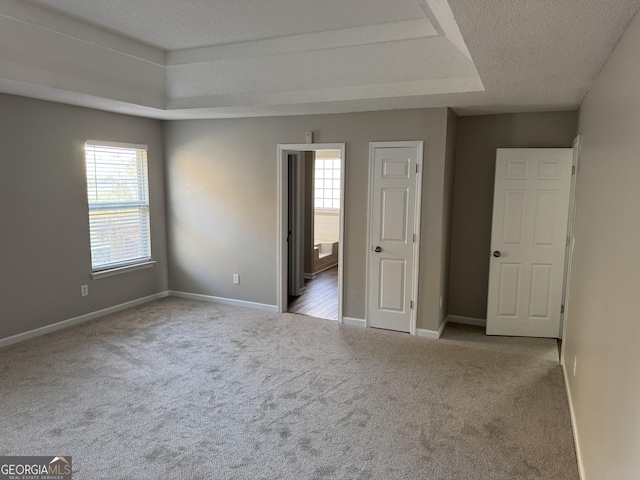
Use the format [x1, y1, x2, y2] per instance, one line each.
[85, 141, 151, 271]
[314, 158, 341, 209]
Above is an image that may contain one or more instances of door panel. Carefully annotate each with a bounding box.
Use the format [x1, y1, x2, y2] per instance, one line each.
[529, 264, 552, 318]
[497, 263, 521, 317]
[368, 143, 422, 333]
[533, 191, 558, 245]
[487, 149, 573, 337]
[381, 188, 409, 241]
[379, 259, 406, 312]
[502, 190, 525, 244]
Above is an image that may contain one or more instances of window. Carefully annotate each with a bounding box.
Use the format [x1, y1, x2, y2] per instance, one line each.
[314, 157, 341, 209]
[85, 141, 151, 273]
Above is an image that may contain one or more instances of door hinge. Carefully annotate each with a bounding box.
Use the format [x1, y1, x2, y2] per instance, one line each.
[561, 304, 565, 314]
[566, 236, 570, 246]
[572, 166, 576, 175]
[410, 300, 414, 309]
[416, 164, 419, 173]
[413, 233, 416, 243]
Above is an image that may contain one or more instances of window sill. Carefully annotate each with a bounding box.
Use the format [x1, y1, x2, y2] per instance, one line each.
[92, 260, 156, 280]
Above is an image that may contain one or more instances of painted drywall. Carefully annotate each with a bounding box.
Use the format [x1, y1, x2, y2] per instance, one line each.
[0, 94, 168, 340]
[563, 10, 640, 479]
[440, 109, 458, 324]
[448, 111, 577, 320]
[302, 151, 314, 277]
[163, 108, 450, 330]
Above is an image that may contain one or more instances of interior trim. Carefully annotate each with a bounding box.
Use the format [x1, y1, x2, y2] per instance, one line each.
[0, 291, 169, 349]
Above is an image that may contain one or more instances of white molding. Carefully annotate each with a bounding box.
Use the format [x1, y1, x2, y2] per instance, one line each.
[169, 291, 277, 312]
[304, 273, 316, 280]
[166, 77, 483, 111]
[0, 291, 169, 349]
[447, 315, 486, 327]
[277, 143, 346, 323]
[343, 317, 366, 328]
[91, 260, 156, 279]
[416, 329, 439, 339]
[562, 364, 586, 480]
[422, 0, 474, 61]
[86, 139, 149, 150]
[416, 316, 449, 339]
[167, 18, 436, 65]
[560, 134, 581, 354]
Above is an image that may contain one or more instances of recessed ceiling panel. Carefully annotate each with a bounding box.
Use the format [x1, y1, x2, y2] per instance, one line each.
[166, 37, 478, 99]
[4, 0, 640, 119]
[26, 0, 426, 50]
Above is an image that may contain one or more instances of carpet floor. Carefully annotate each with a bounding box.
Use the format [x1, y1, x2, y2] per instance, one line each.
[0, 298, 578, 479]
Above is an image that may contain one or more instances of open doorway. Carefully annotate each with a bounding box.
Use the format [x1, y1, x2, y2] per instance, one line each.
[277, 143, 345, 323]
[289, 150, 341, 319]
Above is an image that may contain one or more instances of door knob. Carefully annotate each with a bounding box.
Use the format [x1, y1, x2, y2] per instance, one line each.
[492, 250, 501, 258]
[374, 246, 382, 253]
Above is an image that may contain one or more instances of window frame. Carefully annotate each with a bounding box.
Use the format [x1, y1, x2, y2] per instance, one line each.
[84, 140, 154, 278]
[314, 157, 341, 210]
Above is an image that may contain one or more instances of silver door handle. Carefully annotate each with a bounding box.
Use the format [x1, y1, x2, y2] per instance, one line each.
[374, 246, 382, 253]
[492, 250, 501, 258]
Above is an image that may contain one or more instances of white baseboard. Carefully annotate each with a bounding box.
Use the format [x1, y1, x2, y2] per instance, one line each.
[0, 291, 169, 349]
[562, 363, 586, 480]
[304, 273, 316, 280]
[447, 315, 486, 327]
[416, 317, 449, 339]
[169, 291, 278, 312]
[343, 317, 365, 328]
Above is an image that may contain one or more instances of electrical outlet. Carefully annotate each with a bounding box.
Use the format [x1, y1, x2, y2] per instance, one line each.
[573, 357, 577, 377]
[233, 274, 240, 285]
[81, 285, 88, 297]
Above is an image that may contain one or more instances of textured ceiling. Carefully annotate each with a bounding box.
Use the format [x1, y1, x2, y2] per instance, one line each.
[25, 0, 426, 50]
[2, 0, 640, 118]
[446, 0, 640, 114]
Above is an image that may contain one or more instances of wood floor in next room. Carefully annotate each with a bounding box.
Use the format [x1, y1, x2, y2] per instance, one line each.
[288, 266, 338, 320]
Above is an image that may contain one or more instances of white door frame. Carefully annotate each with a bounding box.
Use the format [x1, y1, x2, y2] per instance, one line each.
[365, 141, 424, 335]
[560, 135, 581, 361]
[277, 143, 346, 322]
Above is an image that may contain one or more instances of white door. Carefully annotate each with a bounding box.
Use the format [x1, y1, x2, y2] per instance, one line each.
[487, 148, 573, 337]
[367, 142, 422, 333]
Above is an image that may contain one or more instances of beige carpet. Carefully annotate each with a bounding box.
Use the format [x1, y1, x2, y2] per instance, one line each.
[0, 298, 578, 479]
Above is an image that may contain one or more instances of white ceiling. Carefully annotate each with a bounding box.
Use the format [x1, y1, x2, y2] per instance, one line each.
[24, 0, 426, 50]
[1, 0, 639, 119]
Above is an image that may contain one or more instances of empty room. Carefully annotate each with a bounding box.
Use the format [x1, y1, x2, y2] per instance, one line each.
[1, 1, 639, 479]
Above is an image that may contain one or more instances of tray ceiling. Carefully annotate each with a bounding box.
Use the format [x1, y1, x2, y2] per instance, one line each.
[25, 0, 427, 50]
[0, 0, 638, 118]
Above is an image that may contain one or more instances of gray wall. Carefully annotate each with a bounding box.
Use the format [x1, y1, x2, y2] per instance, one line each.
[302, 151, 314, 277]
[439, 110, 458, 324]
[0, 94, 168, 339]
[564, 10, 640, 479]
[164, 108, 451, 330]
[448, 111, 578, 319]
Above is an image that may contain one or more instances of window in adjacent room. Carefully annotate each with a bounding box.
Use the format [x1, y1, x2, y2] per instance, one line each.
[314, 157, 341, 209]
[84, 141, 152, 274]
